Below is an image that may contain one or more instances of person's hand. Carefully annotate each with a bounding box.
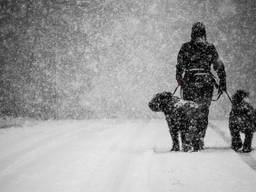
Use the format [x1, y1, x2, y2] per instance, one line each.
[177, 79, 185, 87]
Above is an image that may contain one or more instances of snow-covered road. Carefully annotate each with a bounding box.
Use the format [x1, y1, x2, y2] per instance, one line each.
[0, 119, 256, 192]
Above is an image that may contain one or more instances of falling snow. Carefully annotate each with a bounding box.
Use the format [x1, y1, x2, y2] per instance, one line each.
[0, 0, 255, 119]
[1, 1, 256, 192]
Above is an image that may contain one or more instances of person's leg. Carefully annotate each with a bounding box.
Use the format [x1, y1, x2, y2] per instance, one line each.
[197, 103, 210, 149]
[182, 85, 199, 151]
[195, 85, 213, 150]
[180, 120, 192, 152]
[190, 119, 201, 151]
[243, 130, 253, 152]
[183, 84, 203, 151]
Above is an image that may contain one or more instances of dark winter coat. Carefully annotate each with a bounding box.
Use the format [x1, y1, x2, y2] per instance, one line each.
[175, 35, 227, 140]
[176, 22, 226, 95]
[176, 41, 226, 94]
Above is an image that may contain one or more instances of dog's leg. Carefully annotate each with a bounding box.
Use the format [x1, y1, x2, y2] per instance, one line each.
[180, 121, 192, 152]
[198, 118, 207, 150]
[242, 131, 253, 153]
[169, 128, 180, 151]
[181, 130, 192, 152]
[196, 106, 210, 150]
[187, 117, 201, 152]
[191, 129, 200, 152]
[166, 117, 180, 151]
[229, 123, 243, 151]
[231, 136, 243, 151]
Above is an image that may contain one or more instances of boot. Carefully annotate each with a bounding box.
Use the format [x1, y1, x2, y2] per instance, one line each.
[182, 143, 192, 152]
[192, 136, 201, 152]
[242, 132, 253, 153]
[198, 138, 204, 150]
[242, 147, 252, 153]
[231, 137, 242, 151]
[193, 141, 200, 152]
[171, 144, 180, 151]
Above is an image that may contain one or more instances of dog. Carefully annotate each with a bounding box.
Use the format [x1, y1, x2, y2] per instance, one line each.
[229, 90, 256, 152]
[148, 91, 201, 152]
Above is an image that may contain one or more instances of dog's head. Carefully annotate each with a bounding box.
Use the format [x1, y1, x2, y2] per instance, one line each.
[148, 91, 173, 112]
[232, 89, 249, 105]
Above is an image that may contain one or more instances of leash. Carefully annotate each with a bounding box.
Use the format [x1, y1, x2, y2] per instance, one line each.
[208, 71, 226, 102]
[173, 72, 232, 103]
[172, 85, 180, 95]
[212, 90, 233, 103]
[224, 90, 233, 103]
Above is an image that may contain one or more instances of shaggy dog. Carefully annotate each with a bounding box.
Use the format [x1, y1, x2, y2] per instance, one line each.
[229, 90, 256, 152]
[148, 91, 201, 152]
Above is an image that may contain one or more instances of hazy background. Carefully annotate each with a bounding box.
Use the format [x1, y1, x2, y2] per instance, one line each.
[0, 0, 255, 119]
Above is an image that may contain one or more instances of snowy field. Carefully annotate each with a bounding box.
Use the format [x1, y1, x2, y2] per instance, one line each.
[0, 119, 256, 192]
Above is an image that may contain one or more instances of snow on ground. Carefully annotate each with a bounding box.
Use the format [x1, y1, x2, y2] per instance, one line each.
[0, 119, 256, 192]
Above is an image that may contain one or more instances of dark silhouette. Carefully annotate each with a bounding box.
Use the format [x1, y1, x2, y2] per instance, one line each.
[176, 22, 227, 150]
[148, 91, 201, 152]
[229, 90, 256, 152]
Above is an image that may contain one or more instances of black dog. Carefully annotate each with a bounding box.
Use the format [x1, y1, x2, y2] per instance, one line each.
[148, 91, 201, 152]
[229, 90, 256, 152]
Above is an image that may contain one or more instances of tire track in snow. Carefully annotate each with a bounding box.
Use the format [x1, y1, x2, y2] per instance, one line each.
[0, 126, 79, 165]
[82, 120, 151, 192]
[209, 122, 256, 172]
[0, 120, 107, 166]
[0, 121, 104, 178]
[0, 121, 82, 161]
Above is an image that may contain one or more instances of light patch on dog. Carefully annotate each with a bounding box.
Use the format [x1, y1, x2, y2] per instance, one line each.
[174, 100, 187, 108]
[244, 97, 250, 103]
[174, 100, 199, 109]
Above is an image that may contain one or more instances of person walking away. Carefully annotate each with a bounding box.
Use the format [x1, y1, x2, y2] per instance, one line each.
[176, 22, 227, 151]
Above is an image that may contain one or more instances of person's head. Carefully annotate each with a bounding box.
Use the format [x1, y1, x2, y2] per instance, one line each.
[191, 22, 206, 41]
[232, 89, 249, 105]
